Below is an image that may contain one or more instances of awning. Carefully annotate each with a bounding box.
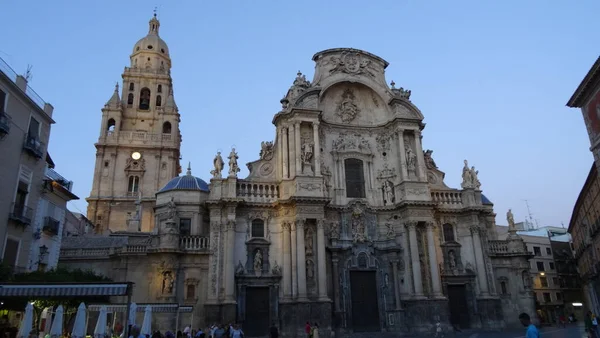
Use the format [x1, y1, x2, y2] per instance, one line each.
[88, 303, 192, 313]
[0, 283, 131, 297]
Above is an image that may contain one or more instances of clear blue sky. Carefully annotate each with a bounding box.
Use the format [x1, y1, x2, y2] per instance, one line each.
[1, 0, 598, 228]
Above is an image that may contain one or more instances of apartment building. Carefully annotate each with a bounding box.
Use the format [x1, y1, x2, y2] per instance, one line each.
[0, 56, 55, 272]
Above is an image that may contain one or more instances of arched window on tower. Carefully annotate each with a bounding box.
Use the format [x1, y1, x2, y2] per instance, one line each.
[162, 121, 172, 134]
[158, 84, 162, 93]
[139, 88, 151, 110]
[500, 281, 507, 295]
[106, 118, 116, 134]
[127, 93, 134, 107]
[156, 95, 162, 107]
[251, 219, 265, 238]
[443, 224, 455, 242]
[129, 83, 134, 91]
[344, 158, 365, 198]
[127, 176, 140, 196]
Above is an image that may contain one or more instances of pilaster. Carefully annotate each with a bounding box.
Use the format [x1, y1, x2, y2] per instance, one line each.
[294, 123, 302, 176]
[397, 128, 409, 180]
[313, 122, 321, 176]
[414, 131, 427, 181]
[407, 222, 424, 298]
[470, 225, 490, 296]
[282, 222, 292, 299]
[282, 126, 289, 179]
[425, 222, 443, 298]
[316, 219, 328, 300]
[291, 221, 298, 298]
[296, 219, 308, 301]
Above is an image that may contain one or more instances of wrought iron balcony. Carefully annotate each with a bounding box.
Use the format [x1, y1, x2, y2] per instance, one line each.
[23, 134, 44, 159]
[9, 203, 33, 226]
[0, 111, 10, 136]
[42, 217, 60, 236]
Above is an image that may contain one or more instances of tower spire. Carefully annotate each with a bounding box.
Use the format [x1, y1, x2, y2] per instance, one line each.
[148, 10, 160, 35]
[186, 162, 192, 176]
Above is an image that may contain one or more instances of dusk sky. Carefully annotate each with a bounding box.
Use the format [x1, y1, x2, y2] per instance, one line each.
[1, 0, 598, 228]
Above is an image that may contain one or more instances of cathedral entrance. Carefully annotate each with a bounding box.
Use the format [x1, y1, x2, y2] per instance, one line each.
[447, 284, 470, 329]
[244, 287, 270, 337]
[350, 271, 380, 332]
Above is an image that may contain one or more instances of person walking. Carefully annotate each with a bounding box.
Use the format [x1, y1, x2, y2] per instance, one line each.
[518, 313, 540, 338]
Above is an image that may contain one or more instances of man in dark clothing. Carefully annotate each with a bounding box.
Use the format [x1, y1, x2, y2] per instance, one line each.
[269, 323, 279, 338]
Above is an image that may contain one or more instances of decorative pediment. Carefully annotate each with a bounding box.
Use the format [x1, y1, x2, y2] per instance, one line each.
[125, 158, 146, 175]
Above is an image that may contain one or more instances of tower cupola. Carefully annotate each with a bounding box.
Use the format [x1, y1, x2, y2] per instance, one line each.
[130, 12, 171, 71]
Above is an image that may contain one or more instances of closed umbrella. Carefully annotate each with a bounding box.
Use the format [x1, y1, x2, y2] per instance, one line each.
[71, 303, 87, 338]
[128, 303, 137, 327]
[94, 306, 108, 338]
[16, 303, 33, 338]
[49, 305, 64, 338]
[140, 306, 152, 337]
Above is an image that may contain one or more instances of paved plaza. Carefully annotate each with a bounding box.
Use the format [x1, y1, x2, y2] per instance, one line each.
[431, 324, 583, 338]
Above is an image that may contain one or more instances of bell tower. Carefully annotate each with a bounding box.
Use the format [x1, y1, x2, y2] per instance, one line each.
[87, 13, 182, 233]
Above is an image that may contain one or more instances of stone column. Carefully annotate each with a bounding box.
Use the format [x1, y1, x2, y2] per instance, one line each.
[291, 221, 298, 298]
[224, 220, 236, 301]
[317, 219, 328, 300]
[414, 131, 427, 181]
[470, 226, 489, 296]
[401, 228, 413, 296]
[282, 222, 292, 299]
[397, 129, 409, 180]
[392, 259, 402, 310]
[296, 219, 308, 300]
[332, 256, 341, 311]
[295, 123, 302, 176]
[426, 222, 443, 297]
[313, 122, 321, 176]
[281, 127, 288, 179]
[407, 222, 424, 297]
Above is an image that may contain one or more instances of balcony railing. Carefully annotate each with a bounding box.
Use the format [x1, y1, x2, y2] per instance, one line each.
[23, 134, 44, 159]
[180, 236, 210, 251]
[9, 203, 33, 225]
[431, 190, 463, 208]
[101, 131, 178, 147]
[45, 167, 73, 191]
[42, 217, 60, 236]
[236, 180, 279, 203]
[0, 111, 11, 135]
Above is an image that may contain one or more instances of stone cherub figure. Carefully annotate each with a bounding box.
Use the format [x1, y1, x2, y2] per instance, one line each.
[211, 151, 224, 179]
[228, 148, 240, 178]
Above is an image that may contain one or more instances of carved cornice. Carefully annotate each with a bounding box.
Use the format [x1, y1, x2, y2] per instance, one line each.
[295, 218, 306, 229]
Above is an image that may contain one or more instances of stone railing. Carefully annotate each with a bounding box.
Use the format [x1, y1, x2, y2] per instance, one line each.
[431, 190, 463, 208]
[488, 240, 509, 255]
[125, 245, 147, 253]
[180, 236, 210, 251]
[236, 180, 279, 203]
[60, 248, 111, 258]
[101, 131, 178, 147]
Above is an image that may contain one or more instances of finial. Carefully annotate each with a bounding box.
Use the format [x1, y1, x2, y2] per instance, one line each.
[186, 162, 192, 176]
[297, 70, 302, 76]
[114, 82, 119, 92]
[390, 81, 396, 89]
[153, 7, 157, 18]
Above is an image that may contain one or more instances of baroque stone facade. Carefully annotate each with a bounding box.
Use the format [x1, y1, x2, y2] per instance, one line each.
[59, 16, 535, 337]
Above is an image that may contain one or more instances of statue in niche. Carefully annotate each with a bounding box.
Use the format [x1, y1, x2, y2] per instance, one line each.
[306, 260, 315, 279]
[351, 210, 368, 243]
[384, 273, 389, 287]
[470, 166, 481, 189]
[253, 249, 263, 272]
[461, 160, 472, 189]
[166, 196, 177, 220]
[405, 145, 416, 174]
[162, 271, 174, 294]
[507, 209, 516, 230]
[385, 223, 395, 239]
[330, 221, 340, 239]
[383, 181, 395, 205]
[301, 142, 314, 174]
[424, 149, 438, 169]
[228, 148, 240, 178]
[211, 151, 224, 179]
[260, 141, 274, 161]
[448, 250, 457, 269]
[272, 261, 281, 275]
[236, 261, 245, 275]
[305, 229, 314, 255]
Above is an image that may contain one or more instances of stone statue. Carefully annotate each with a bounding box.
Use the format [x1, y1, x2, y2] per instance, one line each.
[260, 141, 274, 161]
[507, 209, 516, 230]
[461, 160, 472, 189]
[384, 273, 389, 287]
[424, 149, 437, 169]
[301, 142, 314, 165]
[330, 221, 340, 239]
[228, 148, 240, 178]
[470, 166, 481, 190]
[166, 196, 177, 220]
[272, 261, 281, 275]
[211, 151, 224, 179]
[235, 261, 245, 275]
[305, 230, 314, 255]
[336, 89, 361, 123]
[385, 223, 395, 239]
[383, 181, 395, 205]
[351, 211, 368, 243]
[448, 250, 457, 269]
[405, 145, 416, 173]
[253, 249, 263, 272]
[162, 271, 174, 294]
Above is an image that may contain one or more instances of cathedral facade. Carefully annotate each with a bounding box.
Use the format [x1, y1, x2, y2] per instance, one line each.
[59, 16, 535, 337]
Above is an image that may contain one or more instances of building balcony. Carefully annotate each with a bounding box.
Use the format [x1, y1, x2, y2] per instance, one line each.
[180, 236, 209, 252]
[236, 180, 279, 203]
[42, 217, 60, 236]
[45, 168, 73, 191]
[0, 111, 11, 136]
[8, 203, 33, 226]
[23, 134, 44, 159]
[100, 131, 179, 147]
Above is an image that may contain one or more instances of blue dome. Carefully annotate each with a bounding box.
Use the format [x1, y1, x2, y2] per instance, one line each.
[159, 165, 209, 193]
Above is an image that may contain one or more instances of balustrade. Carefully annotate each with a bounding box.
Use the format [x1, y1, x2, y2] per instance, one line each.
[431, 190, 463, 207]
[236, 181, 279, 203]
[101, 131, 177, 146]
[488, 240, 509, 255]
[180, 236, 210, 251]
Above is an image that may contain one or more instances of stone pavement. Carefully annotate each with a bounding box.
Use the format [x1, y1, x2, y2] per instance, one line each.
[404, 323, 584, 338]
